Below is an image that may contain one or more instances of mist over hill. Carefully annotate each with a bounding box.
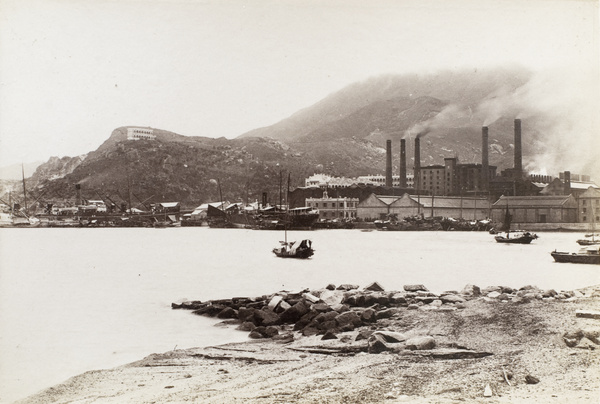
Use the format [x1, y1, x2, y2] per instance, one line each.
[4, 67, 597, 209]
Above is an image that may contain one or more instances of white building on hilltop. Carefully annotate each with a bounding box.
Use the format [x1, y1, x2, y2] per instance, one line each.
[127, 127, 156, 140]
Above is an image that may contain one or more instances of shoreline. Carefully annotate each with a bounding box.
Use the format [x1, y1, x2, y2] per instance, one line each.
[18, 282, 600, 403]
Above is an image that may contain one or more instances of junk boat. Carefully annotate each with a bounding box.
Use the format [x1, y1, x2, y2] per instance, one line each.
[493, 205, 537, 244]
[494, 230, 538, 244]
[551, 245, 600, 265]
[272, 239, 314, 259]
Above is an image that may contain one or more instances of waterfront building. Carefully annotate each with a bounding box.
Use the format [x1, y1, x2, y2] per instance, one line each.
[356, 193, 490, 221]
[127, 127, 156, 140]
[490, 195, 578, 224]
[305, 190, 358, 220]
[417, 158, 497, 196]
[577, 187, 600, 224]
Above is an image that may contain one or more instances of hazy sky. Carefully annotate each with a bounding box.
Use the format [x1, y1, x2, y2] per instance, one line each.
[0, 0, 598, 168]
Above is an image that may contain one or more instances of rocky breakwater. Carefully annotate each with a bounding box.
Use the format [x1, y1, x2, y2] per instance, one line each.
[172, 282, 600, 357]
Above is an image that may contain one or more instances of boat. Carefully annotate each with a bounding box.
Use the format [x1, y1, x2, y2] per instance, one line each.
[272, 239, 314, 259]
[494, 205, 538, 244]
[577, 216, 598, 245]
[551, 245, 600, 265]
[272, 204, 314, 259]
[494, 230, 538, 244]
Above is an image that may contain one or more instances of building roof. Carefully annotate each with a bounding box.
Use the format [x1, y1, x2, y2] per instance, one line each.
[492, 195, 575, 207]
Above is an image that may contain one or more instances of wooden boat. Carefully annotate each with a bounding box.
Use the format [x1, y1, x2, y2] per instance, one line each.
[494, 205, 537, 244]
[494, 230, 538, 244]
[551, 245, 600, 265]
[272, 239, 314, 259]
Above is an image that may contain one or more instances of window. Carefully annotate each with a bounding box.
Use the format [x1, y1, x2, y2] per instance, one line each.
[583, 200, 587, 205]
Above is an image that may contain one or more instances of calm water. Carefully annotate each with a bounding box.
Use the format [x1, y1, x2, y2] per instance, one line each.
[0, 227, 598, 403]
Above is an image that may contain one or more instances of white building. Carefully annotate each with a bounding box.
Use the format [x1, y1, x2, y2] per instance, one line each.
[127, 127, 156, 140]
[305, 173, 414, 188]
[305, 190, 358, 219]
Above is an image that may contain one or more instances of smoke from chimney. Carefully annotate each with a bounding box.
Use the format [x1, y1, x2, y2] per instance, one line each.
[482, 126, 489, 191]
[400, 139, 407, 188]
[385, 140, 392, 187]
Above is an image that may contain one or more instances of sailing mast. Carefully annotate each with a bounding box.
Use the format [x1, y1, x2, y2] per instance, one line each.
[21, 164, 28, 214]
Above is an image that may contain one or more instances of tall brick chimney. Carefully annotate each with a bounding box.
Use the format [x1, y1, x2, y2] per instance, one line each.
[385, 140, 393, 187]
[482, 126, 489, 191]
[400, 139, 407, 188]
[414, 136, 421, 190]
[514, 119, 522, 177]
[564, 171, 571, 195]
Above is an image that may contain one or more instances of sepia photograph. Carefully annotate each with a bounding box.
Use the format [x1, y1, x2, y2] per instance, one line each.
[0, 0, 599, 402]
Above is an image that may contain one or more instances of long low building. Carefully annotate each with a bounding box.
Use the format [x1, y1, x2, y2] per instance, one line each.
[357, 193, 491, 221]
[491, 195, 577, 223]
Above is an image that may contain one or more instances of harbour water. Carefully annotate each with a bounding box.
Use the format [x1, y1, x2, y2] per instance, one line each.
[0, 227, 598, 403]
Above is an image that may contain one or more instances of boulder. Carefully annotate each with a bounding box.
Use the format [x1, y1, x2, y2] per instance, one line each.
[404, 284, 428, 292]
[461, 284, 481, 296]
[302, 292, 320, 304]
[237, 307, 256, 323]
[390, 293, 407, 304]
[364, 282, 385, 292]
[335, 311, 362, 328]
[405, 336, 436, 350]
[337, 284, 359, 291]
[321, 331, 338, 340]
[361, 308, 377, 323]
[487, 291, 501, 299]
[319, 289, 346, 306]
[280, 300, 310, 323]
[253, 308, 280, 326]
[371, 331, 407, 343]
[217, 307, 237, 319]
[482, 286, 502, 295]
[236, 321, 256, 332]
[267, 295, 283, 310]
[440, 294, 465, 304]
[325, 284, 336, 290]
[375, 308, 398, 320]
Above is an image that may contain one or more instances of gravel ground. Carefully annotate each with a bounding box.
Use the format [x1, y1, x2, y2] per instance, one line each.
[18, 286, 600, 404]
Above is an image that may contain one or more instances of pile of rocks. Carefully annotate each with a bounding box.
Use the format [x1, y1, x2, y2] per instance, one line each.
[172, 282, 586, 346]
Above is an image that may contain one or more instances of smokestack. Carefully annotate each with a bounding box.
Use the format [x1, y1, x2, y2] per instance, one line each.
[385, 140, 393, 187]
[414, 136, 421, 190]
[514, 119, 522, 177]
[481, 126, 489, 191]
[75, 184, 81, 206]
[564, 171, 571, 195]
[400, 139, 407, 188]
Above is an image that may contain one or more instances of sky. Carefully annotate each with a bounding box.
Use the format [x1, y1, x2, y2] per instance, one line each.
[0, 0, 598, 172]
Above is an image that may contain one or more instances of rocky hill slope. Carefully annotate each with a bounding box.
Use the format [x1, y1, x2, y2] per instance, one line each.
[4, 67, 570, 209]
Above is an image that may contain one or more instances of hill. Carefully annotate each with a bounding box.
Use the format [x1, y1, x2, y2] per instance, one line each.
[4, 67, 579, 210]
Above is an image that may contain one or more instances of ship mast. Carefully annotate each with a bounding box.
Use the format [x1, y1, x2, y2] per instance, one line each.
[21, 164, 28, 214]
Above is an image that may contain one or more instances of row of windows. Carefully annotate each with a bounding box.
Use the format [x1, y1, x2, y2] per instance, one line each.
[311, 202, 357, 208]
[582, 200, 600, 205]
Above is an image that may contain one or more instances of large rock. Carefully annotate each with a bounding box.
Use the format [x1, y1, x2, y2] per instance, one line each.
[404, 284, 428, 292]
[319, 289, 346, 306]
[440, 294, 465, 304]
[461, 284, 481, 296]
[405, 336, 436, 350]
[253, 308, 280, 326]
[337, 284, 359, 291]
[364, 282, 385, 292]
[367, 331, 407, 353]
[280, 300, 310, 323]
[335, 311, 362, 328]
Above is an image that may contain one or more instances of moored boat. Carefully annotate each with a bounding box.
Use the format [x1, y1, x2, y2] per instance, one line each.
[551, 245, 600, 265]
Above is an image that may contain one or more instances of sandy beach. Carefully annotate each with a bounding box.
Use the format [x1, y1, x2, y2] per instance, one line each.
[18, 283, 600, 404]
